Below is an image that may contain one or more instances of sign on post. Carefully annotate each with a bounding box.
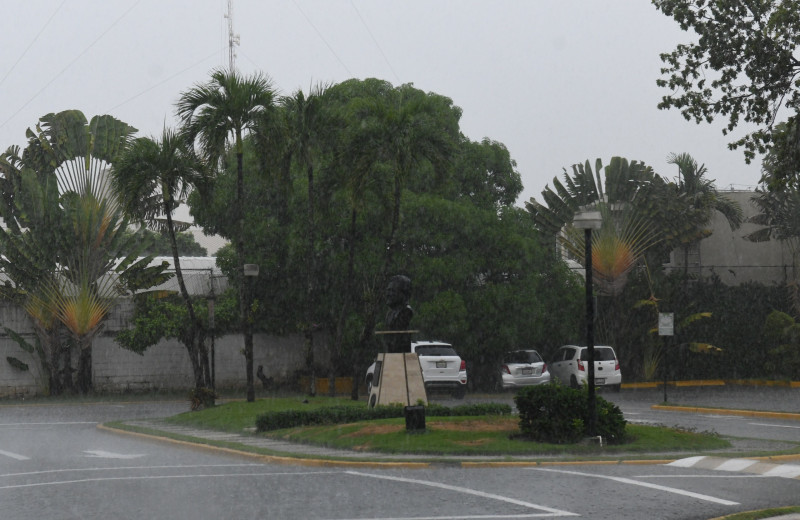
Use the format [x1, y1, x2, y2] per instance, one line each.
[658, 313, 674, 336]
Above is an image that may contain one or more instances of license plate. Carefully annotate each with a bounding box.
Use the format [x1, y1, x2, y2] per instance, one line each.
[595, 378, 605, 385]
[436, 361, 447, 368]
[521, 368, 533, 375]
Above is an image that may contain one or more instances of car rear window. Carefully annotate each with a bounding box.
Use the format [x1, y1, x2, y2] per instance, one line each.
[415, 345, 457, 356]
[504, 351, 542, 364]
[580, 347, 616, 361]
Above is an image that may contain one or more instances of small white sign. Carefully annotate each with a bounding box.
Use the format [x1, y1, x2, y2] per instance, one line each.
[659, 313, 674, 336]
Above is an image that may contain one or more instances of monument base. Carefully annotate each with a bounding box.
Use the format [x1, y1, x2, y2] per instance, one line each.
[368, 353, 427, 408]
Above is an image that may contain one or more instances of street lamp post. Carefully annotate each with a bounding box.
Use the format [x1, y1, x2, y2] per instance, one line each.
[243, 264, 259, 402]
[573, 207, 602, 437]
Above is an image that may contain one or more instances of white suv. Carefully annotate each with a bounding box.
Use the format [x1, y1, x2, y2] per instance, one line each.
[365, 341, 468, 399]
[549, 345, 621, 391]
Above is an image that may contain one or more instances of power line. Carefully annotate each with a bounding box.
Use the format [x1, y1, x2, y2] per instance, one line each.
[0, 0, 67, 89]
[291, 0, 352, 77]
[0, 0, 142, 132]
[349, 1, 400, 84]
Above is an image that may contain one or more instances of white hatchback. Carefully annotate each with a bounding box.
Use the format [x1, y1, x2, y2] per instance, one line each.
[549, 345, 621, 391]
[365, 341, 468, 398]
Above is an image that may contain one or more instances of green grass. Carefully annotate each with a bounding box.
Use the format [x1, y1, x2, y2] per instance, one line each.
[713, 506, 800, 520]
[164, 396, 360, 432]
[265, 416, 730, 456]
[164, 397, 732, 457]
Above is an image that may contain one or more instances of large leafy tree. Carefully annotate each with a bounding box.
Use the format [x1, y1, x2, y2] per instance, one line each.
[654, 0, 800, 165]
[177, 69, 278, 402]
[111, 129, 212, 394]
[338, 81, 460, 369]
[0, 111, 169, 393]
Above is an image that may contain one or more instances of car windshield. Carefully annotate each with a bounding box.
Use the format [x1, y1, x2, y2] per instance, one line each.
[415, 345, 457, 356]
[580, 347, 616, 362]
[504, 351, 542, 364]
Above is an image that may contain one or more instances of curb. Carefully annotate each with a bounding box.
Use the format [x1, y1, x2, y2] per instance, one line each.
[101, 420, 684, 469]
[652, 404, 800, 422]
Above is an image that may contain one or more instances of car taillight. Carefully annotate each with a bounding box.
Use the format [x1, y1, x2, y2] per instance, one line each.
[502, 364, 510, 374]
[615, 360, 620, 371]
[460, 360, 467, 371]
[542, 363, 548, 373]
[577, 360, 585, 371]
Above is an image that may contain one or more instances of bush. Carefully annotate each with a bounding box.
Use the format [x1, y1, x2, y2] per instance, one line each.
[514, 384, 626, 444]
[255, 402, 512, 432]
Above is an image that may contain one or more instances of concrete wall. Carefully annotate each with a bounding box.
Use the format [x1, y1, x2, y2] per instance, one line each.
[0, 300, 324, 397]
[664, 190, 796, 286]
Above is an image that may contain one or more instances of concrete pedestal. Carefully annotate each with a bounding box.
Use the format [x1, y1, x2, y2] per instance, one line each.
[367, 353, 427, 408]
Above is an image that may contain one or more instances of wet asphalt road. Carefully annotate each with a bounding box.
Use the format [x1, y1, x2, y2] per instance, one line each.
[0, 387, 797, 520]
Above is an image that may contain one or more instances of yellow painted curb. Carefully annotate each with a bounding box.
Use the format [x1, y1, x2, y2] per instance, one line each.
[97, 423, 430, 469]
[651, 404, 800, 421]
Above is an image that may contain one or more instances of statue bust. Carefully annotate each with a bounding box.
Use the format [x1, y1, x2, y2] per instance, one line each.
[385, 274, 413, 353]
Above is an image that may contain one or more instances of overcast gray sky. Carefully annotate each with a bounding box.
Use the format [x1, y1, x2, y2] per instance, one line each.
[1, 1, 762, 209]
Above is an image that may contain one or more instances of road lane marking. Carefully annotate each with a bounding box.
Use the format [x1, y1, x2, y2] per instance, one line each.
[0, 450, 29, 461]
[0, 464, 300, 479]
[345, 470, 577, 517]
[0, 471, 339, 491]
[749, 422, 800, 429]
[530, 468, 739, 506]
[0, 421, 96, 426]
[715, 459, 758, 472]
[83, 450, 144, 459]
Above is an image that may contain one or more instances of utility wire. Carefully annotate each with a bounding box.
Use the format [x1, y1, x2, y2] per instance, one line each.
[349, 0, 400, 84]
[291, 0, 352, 77]
[0, 0, 142, 131]
[0, 0, 67, 89]
[105, 47, 225, 114]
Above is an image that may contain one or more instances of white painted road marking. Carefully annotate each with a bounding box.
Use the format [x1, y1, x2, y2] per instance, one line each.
[0, 422, 96, 426]
[668, 456, 800, 479]
[530, 467, 739, 506]
[0, 449, 30, 461]
[749, 422, 800, 429]
[83, 450, 145, 459]
[345, 470, 578, 517]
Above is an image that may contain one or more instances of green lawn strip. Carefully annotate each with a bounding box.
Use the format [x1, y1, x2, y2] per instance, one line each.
[713, 506, 800, 520]
[263, 416, 730, 456]
[164, 397, 362, 432]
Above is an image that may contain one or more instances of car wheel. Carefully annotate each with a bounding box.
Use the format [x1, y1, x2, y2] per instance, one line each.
[570, 375, 579, 389]
[452, 385, 466, 399]
[611, 383, 621, 392]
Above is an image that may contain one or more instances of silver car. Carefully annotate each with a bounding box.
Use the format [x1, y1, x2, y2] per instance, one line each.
[499, 349, 550, 389]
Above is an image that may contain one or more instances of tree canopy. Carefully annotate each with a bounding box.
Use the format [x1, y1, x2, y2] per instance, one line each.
[654, 0, 800, 164]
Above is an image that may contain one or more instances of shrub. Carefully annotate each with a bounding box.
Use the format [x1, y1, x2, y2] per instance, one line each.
[514, 384, 626, 444]
[255, 402, 512, 432]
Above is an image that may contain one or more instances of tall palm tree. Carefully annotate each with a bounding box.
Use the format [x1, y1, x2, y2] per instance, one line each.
[177, 69, 277, 402]
[666, 153, 743, 277]
[111, 129, 211, 393]
[281, 85, 329, 396]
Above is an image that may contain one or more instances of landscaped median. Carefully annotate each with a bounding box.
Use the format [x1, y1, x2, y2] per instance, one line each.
[101, 394, 768, 465]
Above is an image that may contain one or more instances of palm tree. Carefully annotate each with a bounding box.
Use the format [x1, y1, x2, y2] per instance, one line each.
[666, 153, 743, 278]
[111, 129, 211, 394]
[527, 157, 662, 294]
[280, 85, 329, 396]
[177, 69, 277, 402]
[0, 110, 170, 394]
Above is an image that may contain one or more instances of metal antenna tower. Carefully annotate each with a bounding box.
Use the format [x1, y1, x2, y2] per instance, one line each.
[224, 0, 240, 71]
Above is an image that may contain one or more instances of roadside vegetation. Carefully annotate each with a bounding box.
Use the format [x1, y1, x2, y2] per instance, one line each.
[159, 395, 731, 457]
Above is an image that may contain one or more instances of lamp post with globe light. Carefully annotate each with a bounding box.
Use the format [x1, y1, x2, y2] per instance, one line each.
[573, 206, 602, 437]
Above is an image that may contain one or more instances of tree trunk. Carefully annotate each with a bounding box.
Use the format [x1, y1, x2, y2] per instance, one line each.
[76, 341, 92, 394]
